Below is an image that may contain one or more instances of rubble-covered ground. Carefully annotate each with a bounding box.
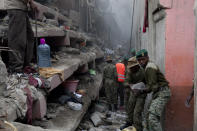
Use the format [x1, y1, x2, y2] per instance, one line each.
[76, 97, 127, 131]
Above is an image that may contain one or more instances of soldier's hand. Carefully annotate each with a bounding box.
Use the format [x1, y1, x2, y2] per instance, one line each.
[132, 89, 141, 96]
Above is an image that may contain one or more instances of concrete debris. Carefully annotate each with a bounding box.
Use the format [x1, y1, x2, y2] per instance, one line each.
[90, 112, 103, 127]
[67, 101, 82, 111]
[45, 19, 59, 26]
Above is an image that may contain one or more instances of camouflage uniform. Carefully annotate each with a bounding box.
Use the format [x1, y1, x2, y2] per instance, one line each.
[145, 62, 171, 131]
[124, 68, 146, 131]
[103, 63, 118, 105]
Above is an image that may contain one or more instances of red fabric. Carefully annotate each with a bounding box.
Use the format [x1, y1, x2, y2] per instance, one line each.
[28, 75, 45, 88]
[28, 75, 38, 87]
[143, 0, 149, 33]
[23, 66, 37, 74]
[116, 63, 125, 82]
[23, 87, 33, 124]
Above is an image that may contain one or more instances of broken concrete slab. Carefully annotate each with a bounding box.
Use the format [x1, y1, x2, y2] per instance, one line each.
[48, 47, 104, 92]
[35, 2, 70, 24]
[90, 112, 103, 127]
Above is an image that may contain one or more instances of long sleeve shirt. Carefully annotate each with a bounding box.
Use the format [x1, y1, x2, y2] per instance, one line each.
[103, 63, 117, 81]
[124, 67, 145, 86]
[145, 62, 169, 93]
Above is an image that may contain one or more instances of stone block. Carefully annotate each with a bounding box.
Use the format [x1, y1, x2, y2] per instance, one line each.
[90, 112, 103, 127]
[32, 92, 47, 120]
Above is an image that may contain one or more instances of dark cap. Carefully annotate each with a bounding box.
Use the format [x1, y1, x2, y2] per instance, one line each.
[136, 49, 148, 58]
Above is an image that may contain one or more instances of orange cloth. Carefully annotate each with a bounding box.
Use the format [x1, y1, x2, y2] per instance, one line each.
[116, 63, 125, 82]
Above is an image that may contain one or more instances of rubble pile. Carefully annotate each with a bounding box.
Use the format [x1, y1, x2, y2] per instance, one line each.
[77, 98, 127, 131]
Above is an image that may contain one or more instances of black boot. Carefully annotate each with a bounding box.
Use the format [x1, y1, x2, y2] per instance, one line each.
[120, 122, 132, 130]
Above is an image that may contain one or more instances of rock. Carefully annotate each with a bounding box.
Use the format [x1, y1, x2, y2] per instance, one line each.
[90, 112, 103, 127]
[89, 127, 104, 131]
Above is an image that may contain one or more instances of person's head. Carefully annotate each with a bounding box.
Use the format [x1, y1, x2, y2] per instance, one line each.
[123, 56, 129, 66]
[136, 49, 149, 68]
[127, 57, 140, 73]
[105, 56, 113, 63]
[131, 48, 136, 57]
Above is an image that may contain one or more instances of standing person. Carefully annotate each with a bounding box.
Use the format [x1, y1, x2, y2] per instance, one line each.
[136, 49, 171, 131]
[103, 56, 118, 111]
[120, 57, 146, 131]
[123, 48, 136, 108]
[5, 0, 39, 73]
[116, 61, 126, 109]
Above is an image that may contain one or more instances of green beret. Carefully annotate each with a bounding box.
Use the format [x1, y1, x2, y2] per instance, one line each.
[123, 55, 129, 61]
[136, 49, 148, 58]
[130, 48, 136, 54]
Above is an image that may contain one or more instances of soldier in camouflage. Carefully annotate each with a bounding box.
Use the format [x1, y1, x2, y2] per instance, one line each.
[120, 57, 146, 131]
[136, 49, 171, 131]
[103, 56, 118, 111]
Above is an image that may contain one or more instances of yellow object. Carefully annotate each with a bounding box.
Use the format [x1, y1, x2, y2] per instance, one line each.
[4, 121, 17, 131]
[39, 67, 64, 80]
[122, 126, 137, 131]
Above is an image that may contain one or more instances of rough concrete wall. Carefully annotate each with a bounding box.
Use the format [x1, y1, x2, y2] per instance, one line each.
[131, 0, 146, 50]
[147, 0, 166, 73]
[194, 0, 197, 130]
[131, 0, 166, 72]
[161, 0, 195, 131]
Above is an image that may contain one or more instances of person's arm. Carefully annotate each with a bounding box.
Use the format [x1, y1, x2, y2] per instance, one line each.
[185, 86, 194, 108]
[29, 0, 39, 13]
[143, 68, 159, 93]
